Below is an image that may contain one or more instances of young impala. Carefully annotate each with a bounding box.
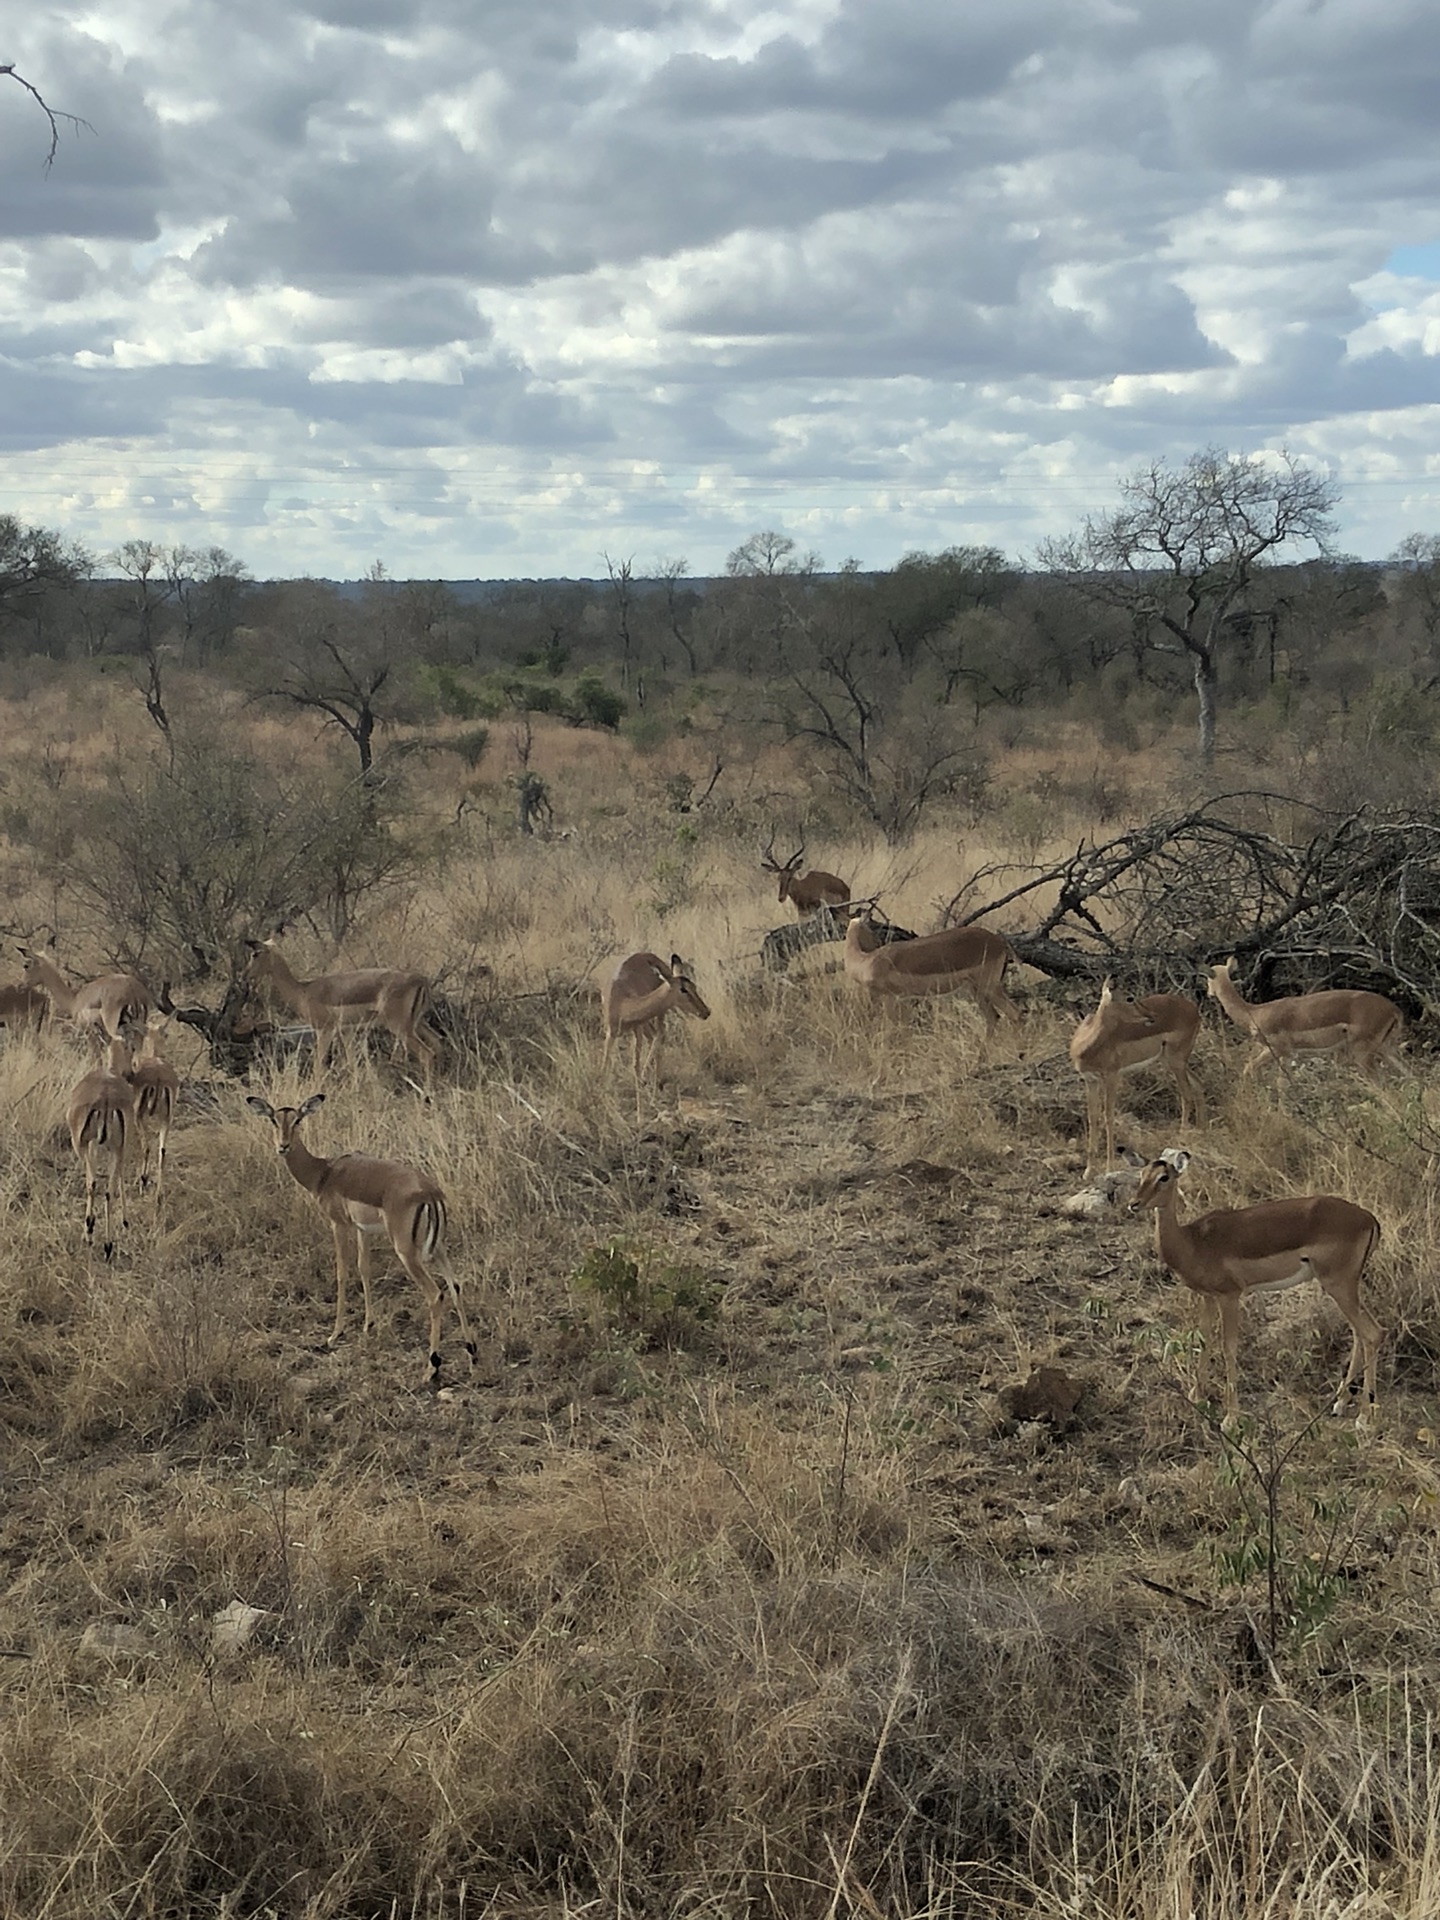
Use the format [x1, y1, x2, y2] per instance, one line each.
[247, 1093, 477, 1388]
[1129, 1149, 1384, 1428]
[1070, 977, 1204, 1173]
[67, 1038, 135, 1259]
[243, 934, 442, 1079]
[1207, 957, 1403, 1076]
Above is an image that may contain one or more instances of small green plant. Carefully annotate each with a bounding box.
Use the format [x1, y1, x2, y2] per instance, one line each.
[1209, 1410, 1373, 1658]
[570, 1238, 726, 1341]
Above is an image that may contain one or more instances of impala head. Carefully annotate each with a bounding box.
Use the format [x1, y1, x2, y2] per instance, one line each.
[246, 1091, 325, 1154]
[760, 837, 807, 902]
[1127, 1147, 1190, 1212]
[1206, 957, 1239, 1000]
[668, 954, 712, 1021]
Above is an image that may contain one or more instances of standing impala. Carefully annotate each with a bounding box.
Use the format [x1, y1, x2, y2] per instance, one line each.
[843, 911, 1018, 1026]
[603, 952, 711, 1111]
[760, 837, 851, 917]
[246, 1093, 477, 1387]
[125, 1013, 180, 1198]
[1070, 977, 1204, 1173]
[1129, 1149, 1384, 1427]
[67, 1038, 134, 1259]
[243, 935, 441, 1078]
[1207, 957, 1403, 1075]
[21, 945, 149, 1044]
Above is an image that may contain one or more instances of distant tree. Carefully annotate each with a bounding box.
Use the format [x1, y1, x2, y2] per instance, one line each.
[721, 529, 819, 671]
[656, 557, 701, 676]
[1040, 449, 1340, 764]
[876, 545, 1015, 679]
[1390, 534, 1440, 687]
[249, 574, 412, 782]
[0, 514, 89, 620]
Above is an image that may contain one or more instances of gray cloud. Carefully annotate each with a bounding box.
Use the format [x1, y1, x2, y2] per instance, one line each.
[3, 0, 1440, 574]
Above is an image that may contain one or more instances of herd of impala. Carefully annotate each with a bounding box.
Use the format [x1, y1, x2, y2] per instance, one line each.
[0, 837, 1409, 1426]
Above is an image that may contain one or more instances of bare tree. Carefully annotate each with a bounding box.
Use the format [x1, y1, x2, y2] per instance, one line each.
[249, 575, 409, 783]
[1040, 449, 1340, 765]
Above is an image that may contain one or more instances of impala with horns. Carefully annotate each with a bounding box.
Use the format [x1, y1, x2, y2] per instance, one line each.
[125, 1012, 180, 1199]
[603, 952, 711, 1110]
[761, 836, 851, 917]
[1129, 1148, 1384, 1427]
[21, 944, 149, 1044]
[1207, 956, 1403, 1076]
[843, 910, 1018, 1026]
[67, 1038, 134, 1259]
[247, 1093, 477, 1388]
[1070, 977, 1204, 1174]
[242, 932, 441, 1079]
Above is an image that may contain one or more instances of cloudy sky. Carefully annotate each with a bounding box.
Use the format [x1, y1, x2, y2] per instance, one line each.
[5, 0, 1440, 580]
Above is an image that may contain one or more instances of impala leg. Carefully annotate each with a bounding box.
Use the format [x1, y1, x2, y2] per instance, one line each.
[356, 1228, 378, 1336]
[327, 1220, 353, 1347]
[433, 1255, 478, 1375]
[1081, 1078, 1104, 1176]
[1216, 1293, 1242, 1420]
[1328, 1291, 1385, 1426]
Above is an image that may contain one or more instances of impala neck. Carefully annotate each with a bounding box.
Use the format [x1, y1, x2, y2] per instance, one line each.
[278, 1130, 331, 1199]
[1150, 1182, 1190, 1267]
[258, 948, 308, 1017]
[29, 955, 76, 1015]
[628, 977, 677, 1024]
[1211, 971, 1252, 1022]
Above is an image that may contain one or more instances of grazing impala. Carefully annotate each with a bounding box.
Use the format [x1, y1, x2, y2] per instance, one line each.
[247, 1093, 477, 1387]
[243, 935, 441, 1079]
[1070, 977, 1204, 1173]
[1129, 1149, 1384, 1427]
[21, 945, 148, 1044]
[1207, 957, 1403, 1076]
[67, 1038, 134, 1259]
[843, 911, 1018, 1026]
[603, 952, 711, 1110]
[125, 1013, 180, 1198]
[761, 837, 850, 917]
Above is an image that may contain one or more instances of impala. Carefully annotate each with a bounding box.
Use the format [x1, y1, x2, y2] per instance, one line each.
[246, 1093, 477, 1387]
[125, 1013, 180, 1198]
[1207, 957, 1403, 1075]
[1070, 977, 1204, 1173]
[1129, 1148, 1384, 1427]
[761, 837, 851, 917]
[843, 911, 1018, 1025]
[67, 1038, 134, 1259]
[603, 952, 711, 1109]
[21, 945, 148, 1043]
[242, 935, 442, 1079]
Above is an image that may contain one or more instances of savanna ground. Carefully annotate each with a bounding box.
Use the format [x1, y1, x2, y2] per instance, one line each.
[3, 673, 1440, 1920]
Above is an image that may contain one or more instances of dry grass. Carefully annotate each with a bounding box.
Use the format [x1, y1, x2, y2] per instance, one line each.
[2, 684, 1440, 1917]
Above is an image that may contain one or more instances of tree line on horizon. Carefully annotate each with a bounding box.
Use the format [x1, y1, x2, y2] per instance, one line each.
[4, 449, 1440, 812]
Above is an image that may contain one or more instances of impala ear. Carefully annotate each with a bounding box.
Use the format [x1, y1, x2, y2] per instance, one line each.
[1158, 1148, 1190, 1174]
[670, 954, 684, 972]
[245, 1096, 275, 1119]
[297, 1093, 326, 1119]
